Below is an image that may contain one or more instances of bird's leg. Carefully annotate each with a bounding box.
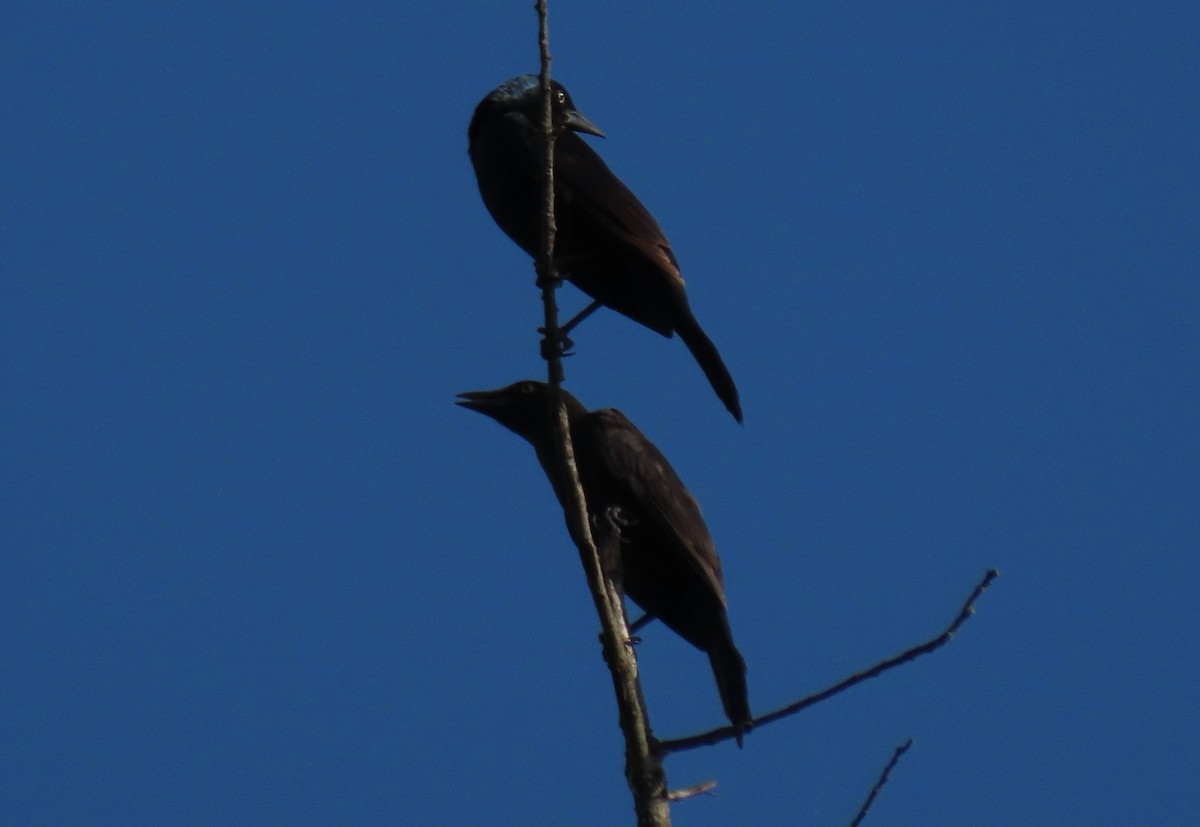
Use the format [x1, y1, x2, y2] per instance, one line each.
[628, 613, 655, 635]
[560, 300, 603, 336]
[538, 296, 602, 358]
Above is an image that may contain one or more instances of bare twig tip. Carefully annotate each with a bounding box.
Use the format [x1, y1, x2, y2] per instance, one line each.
[849, 738, 914, 827]
[667, 780, 718, 802]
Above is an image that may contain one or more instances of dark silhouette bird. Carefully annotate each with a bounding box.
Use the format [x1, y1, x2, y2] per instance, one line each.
[468, 75, 743, 423]
[457, 380, 752, 742]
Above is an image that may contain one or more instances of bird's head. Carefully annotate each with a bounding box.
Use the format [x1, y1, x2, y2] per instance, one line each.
[456, 380, 588, 443]
[470, 75, 605, 142]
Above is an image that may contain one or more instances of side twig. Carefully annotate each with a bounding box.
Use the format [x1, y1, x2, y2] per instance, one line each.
[532, 4, 670, 826]
[849, 739, 913, 827]
[661, 569, 999, 753]
[667, 780, 718, 803]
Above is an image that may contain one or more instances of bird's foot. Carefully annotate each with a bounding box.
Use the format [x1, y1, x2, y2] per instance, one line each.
[538, 328, 575, 360]
[603, 506, 637, 542]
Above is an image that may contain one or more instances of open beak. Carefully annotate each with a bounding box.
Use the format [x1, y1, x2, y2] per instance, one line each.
[563, 109, 605, 138]
[455, 389, 503, 414]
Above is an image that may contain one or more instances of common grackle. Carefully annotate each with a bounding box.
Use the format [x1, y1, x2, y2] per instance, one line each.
[468, 76, 743, 423]
[457, 379, 752, 742]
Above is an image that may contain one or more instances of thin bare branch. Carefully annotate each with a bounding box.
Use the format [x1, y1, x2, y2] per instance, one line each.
[849, 739, 913, 827]
[533, 3, 670, 824]
[661, 570, 999, 753]
[533, 1, 563, 383]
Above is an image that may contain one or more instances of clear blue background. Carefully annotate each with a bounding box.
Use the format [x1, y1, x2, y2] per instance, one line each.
[3, 3, 1197, 824]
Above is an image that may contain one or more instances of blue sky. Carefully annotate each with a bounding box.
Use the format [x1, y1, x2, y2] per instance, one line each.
[3, 3, 1197, 824]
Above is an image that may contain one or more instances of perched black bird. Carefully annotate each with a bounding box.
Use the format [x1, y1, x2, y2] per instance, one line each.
[468, 75, 743, 423]
[457, 380, 752, 742]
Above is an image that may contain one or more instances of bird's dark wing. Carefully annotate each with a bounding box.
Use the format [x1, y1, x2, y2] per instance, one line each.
[577, 408, 726, 603]
[552, 133, 684, 290]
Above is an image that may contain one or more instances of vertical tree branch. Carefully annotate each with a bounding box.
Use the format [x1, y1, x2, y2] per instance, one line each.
[533, 3, 670, 825]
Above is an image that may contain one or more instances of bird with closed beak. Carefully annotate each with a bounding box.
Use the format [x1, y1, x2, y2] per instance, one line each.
[468, 75, 743, 423]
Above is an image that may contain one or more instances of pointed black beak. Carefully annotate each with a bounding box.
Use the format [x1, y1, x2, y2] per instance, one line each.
[563, 109, 605, 138]
[455, 389, 503, 415]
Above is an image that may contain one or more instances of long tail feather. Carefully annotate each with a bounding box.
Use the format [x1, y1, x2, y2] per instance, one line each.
[675, 312, 743, 423]
[707, 637, 752, 746]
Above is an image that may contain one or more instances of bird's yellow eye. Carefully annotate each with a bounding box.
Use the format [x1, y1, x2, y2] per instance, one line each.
[556, 90, 566, 104]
